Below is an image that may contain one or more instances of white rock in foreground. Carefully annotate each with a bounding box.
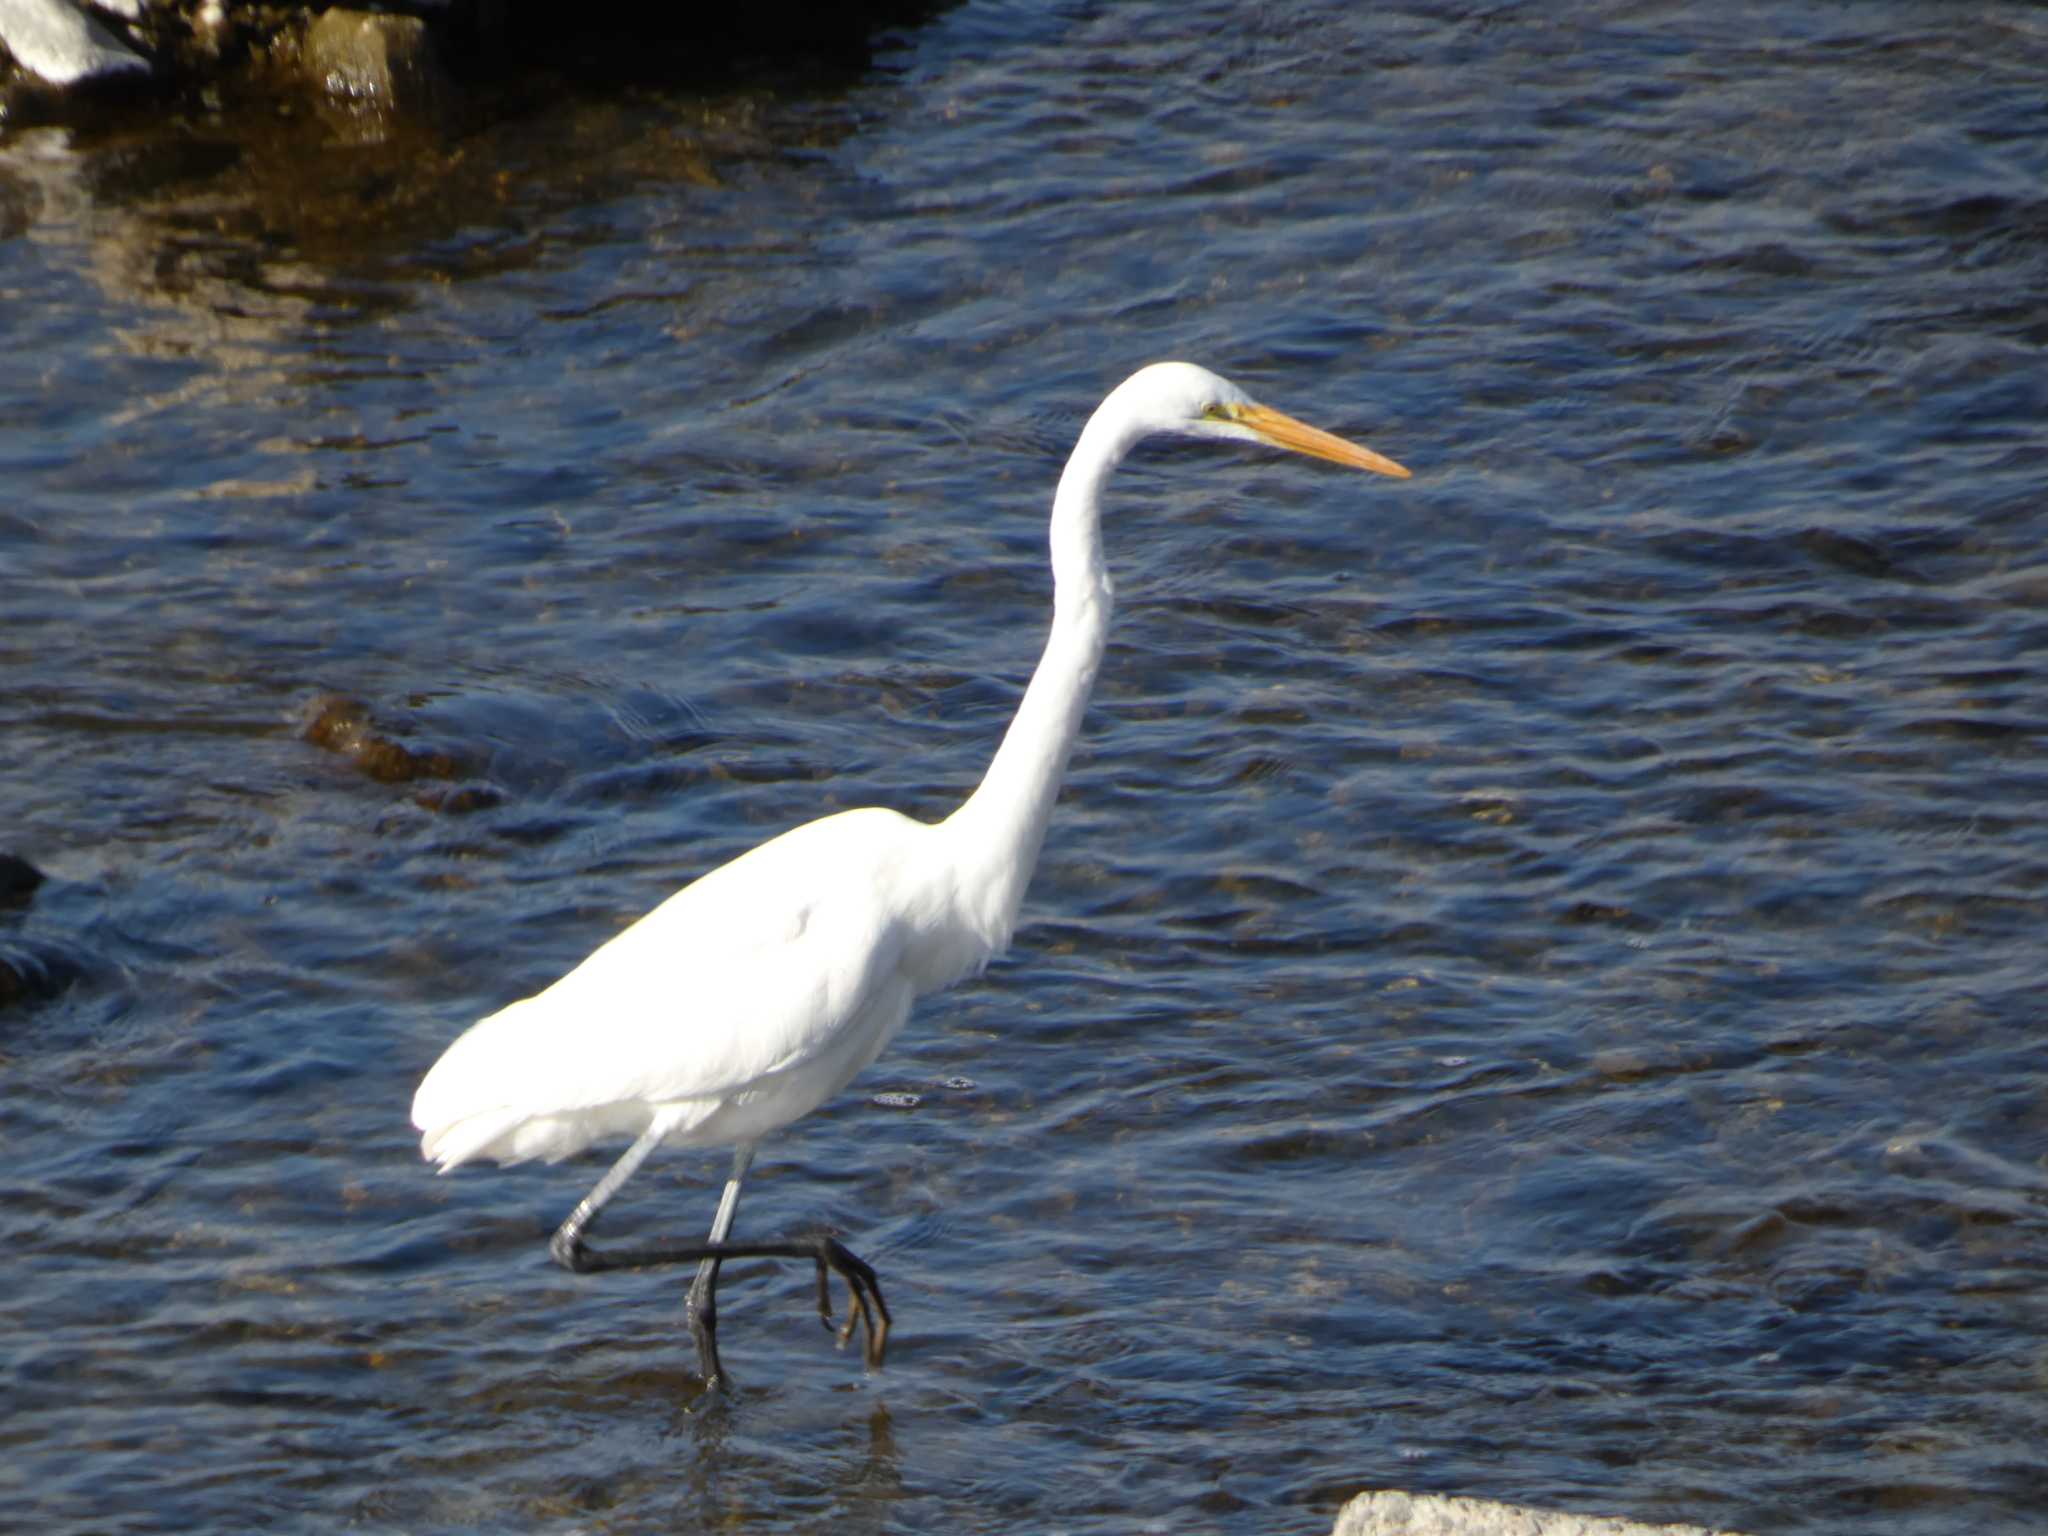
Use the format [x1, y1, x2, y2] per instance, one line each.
[1333, 1490, 1749, 1536]
[0, 0, 147, 85]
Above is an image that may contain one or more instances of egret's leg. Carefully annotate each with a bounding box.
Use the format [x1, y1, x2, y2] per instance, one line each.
[548, 1133, 890, 1375]
[685, 1145, 754, 1384]
[548, 1118, 669, 1270]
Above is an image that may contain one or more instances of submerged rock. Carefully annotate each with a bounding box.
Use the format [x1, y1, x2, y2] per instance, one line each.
[302, 7, 447, 118]
[0, 852, 44, 908]
[413, 783, 503, 816]
[302, 693, 466, 787]
[0, 942, 81, 1009]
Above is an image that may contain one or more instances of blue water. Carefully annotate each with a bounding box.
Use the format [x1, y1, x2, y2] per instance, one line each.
[4, 2, 2047, 1531]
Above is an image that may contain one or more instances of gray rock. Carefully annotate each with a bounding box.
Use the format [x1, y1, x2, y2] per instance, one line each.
[0, 0, 147, 85]
[1331, 1491, 1749, 1536]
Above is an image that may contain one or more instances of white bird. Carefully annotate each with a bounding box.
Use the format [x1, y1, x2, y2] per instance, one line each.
[412, 361, 1409, 1385]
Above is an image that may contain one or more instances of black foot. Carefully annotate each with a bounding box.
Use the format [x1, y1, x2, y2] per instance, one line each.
[805, 1236, 892, 1369]
[688, 1282, 724, 1387]
[550, 1226, 595, 1272]
[547, 1229, 892, 1371]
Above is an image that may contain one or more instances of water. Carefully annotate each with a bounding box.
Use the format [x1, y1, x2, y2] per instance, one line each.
[4, 2, 2047, 1531]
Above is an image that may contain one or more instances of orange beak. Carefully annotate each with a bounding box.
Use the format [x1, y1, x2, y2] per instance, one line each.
[1236, 402, 1410, 479]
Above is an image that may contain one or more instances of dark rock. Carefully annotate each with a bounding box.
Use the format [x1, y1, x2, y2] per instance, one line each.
[0, 943, 79, 1010]
[0, 852, 44, 908]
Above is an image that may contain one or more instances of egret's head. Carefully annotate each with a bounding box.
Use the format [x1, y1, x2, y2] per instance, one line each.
[1114, 360, 1410, 478]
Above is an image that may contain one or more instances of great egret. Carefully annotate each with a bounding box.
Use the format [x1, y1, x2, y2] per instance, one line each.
[412, 361, 1409, 1385]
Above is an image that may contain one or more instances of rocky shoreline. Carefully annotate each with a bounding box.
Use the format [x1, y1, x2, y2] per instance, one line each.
[2, 0, 495, 126]
[0, 0, 928, 128]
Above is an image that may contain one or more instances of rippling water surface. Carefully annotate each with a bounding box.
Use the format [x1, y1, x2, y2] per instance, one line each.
[4, 3, 2047, 1531]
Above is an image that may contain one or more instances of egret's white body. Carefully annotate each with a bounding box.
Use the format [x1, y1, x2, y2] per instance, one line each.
[414, 807, 967, 1170]
[412, 361, 1408, 1381]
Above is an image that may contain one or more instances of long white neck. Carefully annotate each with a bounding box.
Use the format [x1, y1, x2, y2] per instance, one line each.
[940, 402, 1146, 950]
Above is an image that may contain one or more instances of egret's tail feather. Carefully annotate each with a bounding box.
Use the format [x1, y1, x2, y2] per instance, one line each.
[418, 1106, 535, 1173]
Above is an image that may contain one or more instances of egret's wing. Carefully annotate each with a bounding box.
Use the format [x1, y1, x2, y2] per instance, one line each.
[412, 807, 924, 1158]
